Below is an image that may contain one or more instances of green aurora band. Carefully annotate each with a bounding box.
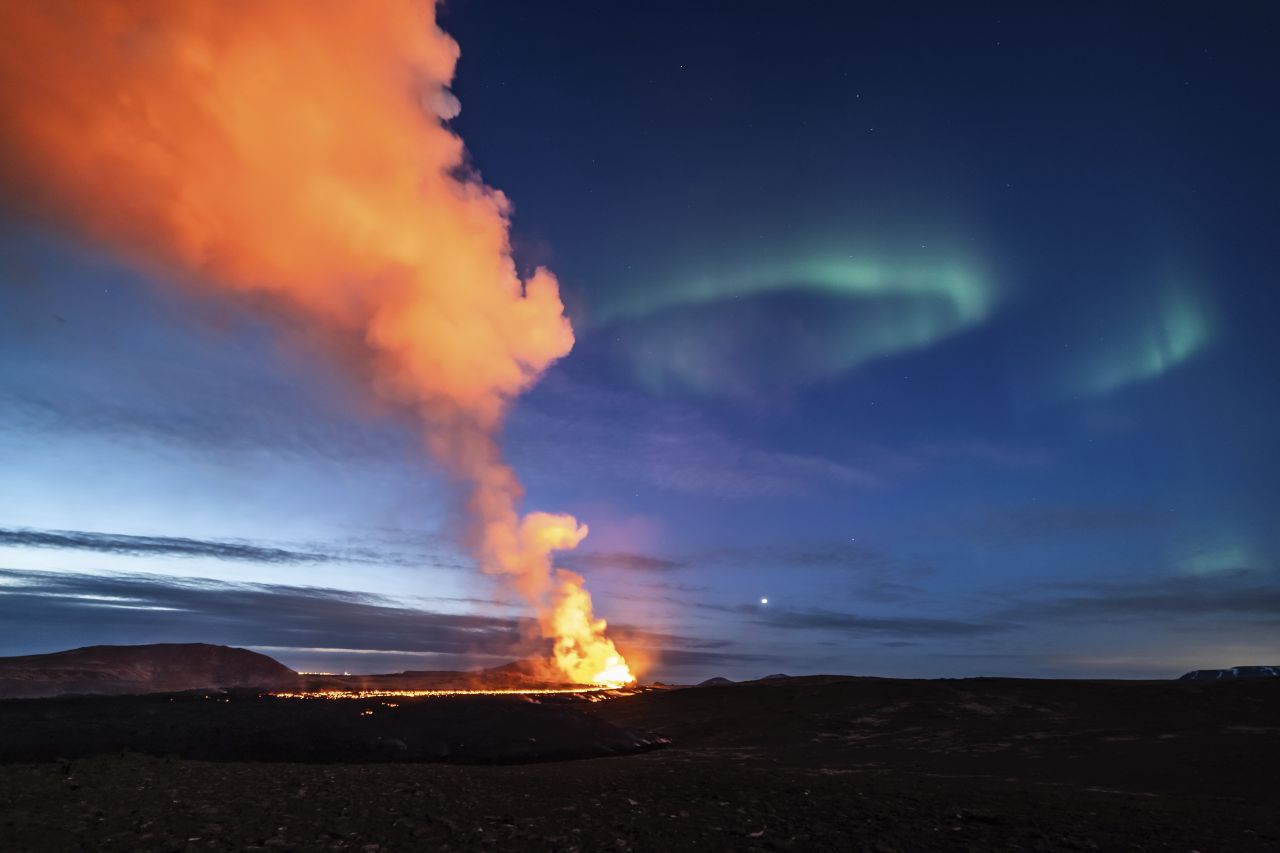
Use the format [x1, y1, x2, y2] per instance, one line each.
[591, 255, 994, 327]
[591, 252, 999, 395]
[590, 244, 1215, 401]
[1064, 283, 1215, 399]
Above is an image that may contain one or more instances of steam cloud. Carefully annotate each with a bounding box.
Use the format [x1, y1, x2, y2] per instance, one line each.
[0, 0, 632, 684]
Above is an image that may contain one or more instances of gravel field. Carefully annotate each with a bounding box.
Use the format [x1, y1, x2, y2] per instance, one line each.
[3, 676, 1277, 852]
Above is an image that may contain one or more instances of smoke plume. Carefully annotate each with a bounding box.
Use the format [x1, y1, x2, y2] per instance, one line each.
[0, 0, 632, 685]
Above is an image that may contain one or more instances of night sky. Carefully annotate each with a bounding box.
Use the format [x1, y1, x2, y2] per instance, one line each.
[2, 1, 1277, 680]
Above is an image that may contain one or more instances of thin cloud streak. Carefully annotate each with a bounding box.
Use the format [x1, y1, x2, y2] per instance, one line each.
[701, 603, 1015, 638]
[0, 526, 474, 571]
[960, 505, 1166, 543]
[0, 527, 332, 564]
[993, 570, 1280, 623]
[0, 568, 767, 673]
[565, 551, 688, 573]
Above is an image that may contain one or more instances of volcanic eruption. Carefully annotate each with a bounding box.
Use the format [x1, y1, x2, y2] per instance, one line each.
[0, 0, 632, 686]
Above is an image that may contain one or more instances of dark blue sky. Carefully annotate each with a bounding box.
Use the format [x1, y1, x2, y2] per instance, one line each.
[2, 1, 1277, 679]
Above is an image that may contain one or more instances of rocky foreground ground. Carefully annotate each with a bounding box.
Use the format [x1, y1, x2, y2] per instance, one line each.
[2, 676, 1278, 851]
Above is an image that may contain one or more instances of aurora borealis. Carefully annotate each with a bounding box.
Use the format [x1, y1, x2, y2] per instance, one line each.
[1, 1, 1277, 680]
[598, 248, 997, 395]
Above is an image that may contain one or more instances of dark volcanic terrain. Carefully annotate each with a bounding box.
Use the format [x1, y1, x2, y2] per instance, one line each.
[0, 691, 663, 765]
[2, 675, 1278, 851]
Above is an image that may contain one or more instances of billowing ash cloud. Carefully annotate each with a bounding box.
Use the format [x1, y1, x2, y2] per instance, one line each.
[0, 1, 629, 684]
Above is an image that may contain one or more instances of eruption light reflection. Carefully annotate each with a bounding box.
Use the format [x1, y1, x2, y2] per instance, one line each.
[269, 686, 636, 700]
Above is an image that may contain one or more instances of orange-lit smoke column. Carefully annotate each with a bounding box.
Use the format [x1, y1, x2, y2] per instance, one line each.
[0, 0, 632, 685]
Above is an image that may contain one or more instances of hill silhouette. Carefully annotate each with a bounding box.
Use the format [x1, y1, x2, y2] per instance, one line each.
[0, 643, 295, 699]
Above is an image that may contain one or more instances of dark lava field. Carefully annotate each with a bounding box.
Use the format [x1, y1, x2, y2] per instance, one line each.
[2, 675, 1278, 852]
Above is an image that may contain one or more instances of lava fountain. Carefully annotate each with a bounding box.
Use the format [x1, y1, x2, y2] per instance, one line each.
[0, 0, 633, 686]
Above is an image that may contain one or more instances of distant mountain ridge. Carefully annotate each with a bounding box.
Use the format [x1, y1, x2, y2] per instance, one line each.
[1179, 665, 1279, 682]
[0, 643, 297, 699]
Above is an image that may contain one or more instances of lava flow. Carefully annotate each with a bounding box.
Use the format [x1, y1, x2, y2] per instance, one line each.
[268, 685, 637, 701]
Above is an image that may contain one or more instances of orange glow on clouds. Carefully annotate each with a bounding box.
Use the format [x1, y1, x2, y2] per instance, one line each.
[0, 0, 631, 685]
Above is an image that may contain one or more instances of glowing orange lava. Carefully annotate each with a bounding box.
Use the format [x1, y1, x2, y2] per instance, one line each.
[269, 686, 634, 700]
[550, 568, 636, 686]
